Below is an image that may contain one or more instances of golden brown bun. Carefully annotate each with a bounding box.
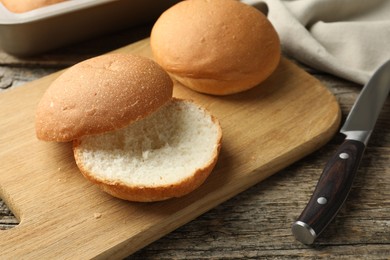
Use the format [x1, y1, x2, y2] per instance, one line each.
[150, 0, 281, 95]
[1, 0, 68, 13]
[35, 53, 173, 142]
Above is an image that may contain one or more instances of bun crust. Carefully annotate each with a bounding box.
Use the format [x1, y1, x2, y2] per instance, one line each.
[150, 0, 281, 95]
[1, 0, 68, 13]
[35, 53, 173, 142]
[73, 99, 222, 202]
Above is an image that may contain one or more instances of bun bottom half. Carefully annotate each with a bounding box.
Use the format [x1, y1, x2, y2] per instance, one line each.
[73, 99, 222, 202]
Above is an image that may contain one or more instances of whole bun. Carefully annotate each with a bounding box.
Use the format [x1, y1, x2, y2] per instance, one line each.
[35, 53, 173, 142]
[1, 0, 68, 13]
[150, 0, 281, 95]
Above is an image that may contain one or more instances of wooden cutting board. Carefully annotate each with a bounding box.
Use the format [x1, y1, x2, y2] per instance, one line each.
[0, 39, 341, 259]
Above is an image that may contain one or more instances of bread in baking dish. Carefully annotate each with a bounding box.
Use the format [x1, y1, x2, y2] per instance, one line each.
[150, 0, 281, 95]
[1, 0, 68, 13]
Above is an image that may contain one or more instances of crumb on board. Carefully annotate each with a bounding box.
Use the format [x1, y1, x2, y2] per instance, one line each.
[94, 213, 102, 219]
[57, 178, 67, 183]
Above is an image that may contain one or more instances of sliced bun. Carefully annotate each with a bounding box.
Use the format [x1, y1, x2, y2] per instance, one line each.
[35, 53, 173, 142]
[150, 0, 281, 95]
[1, 0, 68, 13]
[36, 54, 222, 201]
[73, 99, 222, 202]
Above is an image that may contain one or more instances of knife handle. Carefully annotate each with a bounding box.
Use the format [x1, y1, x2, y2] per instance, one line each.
[292, 139, 365, 244]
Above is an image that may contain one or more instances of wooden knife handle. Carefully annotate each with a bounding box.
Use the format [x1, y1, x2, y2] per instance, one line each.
[291, 139, 366, 244]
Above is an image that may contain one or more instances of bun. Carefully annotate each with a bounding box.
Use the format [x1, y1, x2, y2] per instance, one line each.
[73, 99, 222, 202]
[36, 54, 222, 202]
[1, 0, 68, 13]
[35, 53, 173, 142]
[150, 0, 281, 95]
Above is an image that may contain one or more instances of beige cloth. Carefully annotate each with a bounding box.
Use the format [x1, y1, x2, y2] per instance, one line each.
[243, 0, 390, 85]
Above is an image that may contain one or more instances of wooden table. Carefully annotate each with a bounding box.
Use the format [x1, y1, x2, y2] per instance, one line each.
[1, 25, 389, 259]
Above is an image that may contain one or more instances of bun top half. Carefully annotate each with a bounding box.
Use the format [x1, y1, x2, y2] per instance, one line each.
[35, 54, 173, 142]
[150, 0, 281, 95]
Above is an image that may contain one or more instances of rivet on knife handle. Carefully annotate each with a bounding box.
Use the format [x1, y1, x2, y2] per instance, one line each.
[292, 139, 365, 244]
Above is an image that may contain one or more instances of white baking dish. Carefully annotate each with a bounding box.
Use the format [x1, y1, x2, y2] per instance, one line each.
[0, 0, 180, 56]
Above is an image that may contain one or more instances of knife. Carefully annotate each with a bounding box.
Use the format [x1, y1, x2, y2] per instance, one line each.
[291, 59, 390, 245]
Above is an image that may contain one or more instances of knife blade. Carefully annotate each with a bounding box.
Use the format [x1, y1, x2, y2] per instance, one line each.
[291, 59, 390, 245]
